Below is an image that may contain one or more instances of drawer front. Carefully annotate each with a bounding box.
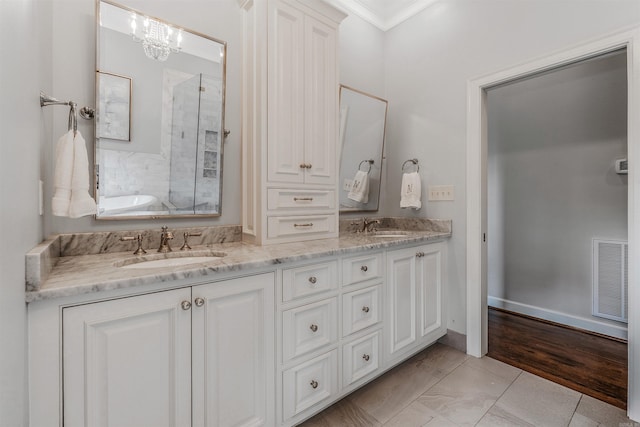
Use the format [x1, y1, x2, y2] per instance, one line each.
[282, 261, 338, 302]
[342, 253, 382, 286]
[343, 331, 380, 387]
[283, 298, 338, 361]
[267, 188, 335, 211]
[343, 285, 381, 336]
[267, 214, 336, 239]
[283, 349, 338, 420]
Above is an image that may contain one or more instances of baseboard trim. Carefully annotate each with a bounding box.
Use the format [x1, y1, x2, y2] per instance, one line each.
[488, 297, 628, 340]
[438, 329, 467, 353]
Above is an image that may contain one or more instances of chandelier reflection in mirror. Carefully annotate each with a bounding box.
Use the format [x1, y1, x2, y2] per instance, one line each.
[130, 13, 182, 61]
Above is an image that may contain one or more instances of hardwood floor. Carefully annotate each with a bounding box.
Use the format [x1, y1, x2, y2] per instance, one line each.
[488, 307, 628, 410]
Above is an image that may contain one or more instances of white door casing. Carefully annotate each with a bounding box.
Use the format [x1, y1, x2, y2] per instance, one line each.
[466, 27, 640, 420]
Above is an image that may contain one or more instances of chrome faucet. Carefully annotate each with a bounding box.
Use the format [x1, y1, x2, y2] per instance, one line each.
[362, 218, 380, 233]
[158, 226, 174, 253]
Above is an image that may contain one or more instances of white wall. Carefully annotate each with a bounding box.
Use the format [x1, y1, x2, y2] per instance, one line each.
[487, 52, 628, 337]
[0, 1, 51, 425]
[47, 0, 243, 236]
[383, 0, 640, 335]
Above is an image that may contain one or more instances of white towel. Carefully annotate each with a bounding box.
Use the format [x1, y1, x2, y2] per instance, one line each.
[52, 130, 97, 218]
[348, 170, 370, 203]
[400, 172, 422, 210]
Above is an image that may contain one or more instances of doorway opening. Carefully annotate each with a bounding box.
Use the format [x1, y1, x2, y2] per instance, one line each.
[483, 49, 629, 408]
[466, 29, 640, 419]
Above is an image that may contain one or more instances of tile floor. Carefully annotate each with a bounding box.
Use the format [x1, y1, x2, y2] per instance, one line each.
[300, 343, 638, 427]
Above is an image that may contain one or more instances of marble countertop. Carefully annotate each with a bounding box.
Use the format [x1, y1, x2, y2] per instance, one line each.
[25, 219, 451, 303]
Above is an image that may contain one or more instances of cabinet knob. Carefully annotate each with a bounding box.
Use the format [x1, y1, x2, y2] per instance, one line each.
[362, 354, 370, 362]
[362, 306, 370, 313]
[310, 380, 319, 389]
[416, 251, 425, 258]
[308, 276, 317, 285]
[360, 265, 368, 272]
[181, 300, 192, 310]
[310, 324, 318, 332]
[194, 297, 205, 307]
[299, 163, 312, 169]
[306, 163, 312, 169]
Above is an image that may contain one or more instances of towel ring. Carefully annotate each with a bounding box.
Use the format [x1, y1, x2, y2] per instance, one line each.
[402, 158, 419, 173]
[358, 159, 374, 174]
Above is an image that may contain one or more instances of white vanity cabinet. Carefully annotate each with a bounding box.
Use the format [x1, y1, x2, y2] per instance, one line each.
[277, 253, 385, 426]
[63, 288, 193, 427]
[45, 273, 275, 427]
[239, 0, 346, 245]
[385, 242, 446, 365]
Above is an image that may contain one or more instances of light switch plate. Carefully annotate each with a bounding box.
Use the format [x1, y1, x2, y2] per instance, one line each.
[428, 185, 454, 201]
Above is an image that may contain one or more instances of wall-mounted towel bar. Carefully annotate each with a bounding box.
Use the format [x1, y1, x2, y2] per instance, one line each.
[402, 158, 419, 172]
[39, 92, 95, 134]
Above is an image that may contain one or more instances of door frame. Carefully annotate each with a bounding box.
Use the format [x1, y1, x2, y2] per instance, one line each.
[466, 27, 640, 419]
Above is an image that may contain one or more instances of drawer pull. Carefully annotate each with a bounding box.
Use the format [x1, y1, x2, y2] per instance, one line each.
[308, 276, 317, 285]
[362, 306, 370, 313]
[416, 251, 425, 258]
[310, 324, 318, 332]
[362, 354, 370, 362]
[310, 380, 319, 389]
[294, 197, 314, 202]
[294, 223, 314, 228]
[181, 301, 192, 310]
[360, 265, 368, 272]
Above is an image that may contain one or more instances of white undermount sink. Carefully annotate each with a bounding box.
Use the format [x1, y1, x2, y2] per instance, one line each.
[369, 230, 411, 238]
[115, 252, 226, 269]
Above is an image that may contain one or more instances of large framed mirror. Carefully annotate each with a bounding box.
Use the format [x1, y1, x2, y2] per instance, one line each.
[95, 0, 227, 219]
[339, 85, 388, 213]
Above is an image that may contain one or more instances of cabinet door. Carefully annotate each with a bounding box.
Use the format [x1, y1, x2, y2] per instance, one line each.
[385, 246, 417, 360]
[268, 0, 305, 184]
[302, 14, 337, 186]
[417, 242, 446, 342]
[63, 288, 192, 427]
[192, 273, 275, 427]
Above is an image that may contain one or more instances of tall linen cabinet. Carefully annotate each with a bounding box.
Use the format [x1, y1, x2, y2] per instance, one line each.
[239, 0, 346, 245]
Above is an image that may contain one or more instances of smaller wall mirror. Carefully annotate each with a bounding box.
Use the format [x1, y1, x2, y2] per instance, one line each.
[339, 85, 388, 213]
[95, 0, 227, 219]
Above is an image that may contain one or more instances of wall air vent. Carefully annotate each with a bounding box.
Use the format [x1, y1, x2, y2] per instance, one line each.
[593, 239, 628, 323]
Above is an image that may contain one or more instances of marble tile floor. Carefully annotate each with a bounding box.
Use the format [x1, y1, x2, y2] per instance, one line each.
[300, 343, 638, 427]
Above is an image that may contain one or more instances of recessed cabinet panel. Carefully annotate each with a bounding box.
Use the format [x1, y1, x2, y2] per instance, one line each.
[267, 214, 335, 240]
[268, 1, 304, 184]
[387, 250, 417, 358]
[192, 273, 275, 427]
[283, 349, 338, 420]
[302, 15, 337, 186]
[343, 331, 380, 387]
[267, 188, 336, 211]
[419, 246, 444, 339]
[282, 260, 338, 302]
[63, 288, 192, 427]
[283, 297, 338, 361]
[342, 285, 381, 336]
[342, 253, 382, 286]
